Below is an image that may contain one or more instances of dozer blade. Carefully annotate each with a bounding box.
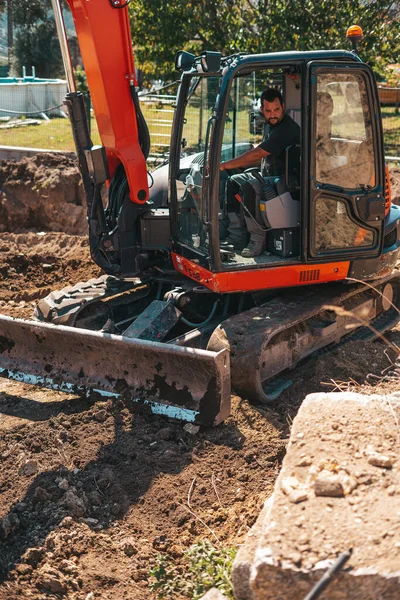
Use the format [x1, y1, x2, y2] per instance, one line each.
[0, 316, 231, 426]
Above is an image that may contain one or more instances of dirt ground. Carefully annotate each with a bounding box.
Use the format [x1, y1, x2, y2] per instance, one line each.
[0, 156, 400, 600]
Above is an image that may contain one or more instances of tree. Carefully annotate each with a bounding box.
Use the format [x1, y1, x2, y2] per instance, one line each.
[130, 0, 400, 83]
[130, 0, 249, 83]
[246, 1, 400, 80]
[11, 0, 63, 78]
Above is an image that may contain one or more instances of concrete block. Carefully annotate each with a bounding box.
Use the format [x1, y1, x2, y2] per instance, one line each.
[232, 392, 400, 600]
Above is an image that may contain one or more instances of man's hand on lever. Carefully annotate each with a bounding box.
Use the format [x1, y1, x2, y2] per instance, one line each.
[220, 146, 269, 172]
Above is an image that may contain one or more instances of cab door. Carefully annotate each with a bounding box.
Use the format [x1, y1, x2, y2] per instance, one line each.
[305, 62, 386, 262]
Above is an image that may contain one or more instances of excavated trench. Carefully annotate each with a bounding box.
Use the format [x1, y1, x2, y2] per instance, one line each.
[0, 153, 399, 599]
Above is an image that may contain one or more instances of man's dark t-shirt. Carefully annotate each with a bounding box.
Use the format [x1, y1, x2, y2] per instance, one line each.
[258, 113, 300, 178]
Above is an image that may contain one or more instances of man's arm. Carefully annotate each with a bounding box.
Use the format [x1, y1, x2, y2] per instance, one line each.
[220, 146, 269, 171]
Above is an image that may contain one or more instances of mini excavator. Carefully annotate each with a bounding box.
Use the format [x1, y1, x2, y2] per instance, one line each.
[0, 4, 399, 425]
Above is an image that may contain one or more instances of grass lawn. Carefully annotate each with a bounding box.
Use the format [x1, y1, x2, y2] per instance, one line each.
[0, 115, 100, 151]
[381, 106, 400, 156]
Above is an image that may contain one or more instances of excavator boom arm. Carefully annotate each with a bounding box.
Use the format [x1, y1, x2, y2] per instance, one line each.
[60, 0, 149, 204]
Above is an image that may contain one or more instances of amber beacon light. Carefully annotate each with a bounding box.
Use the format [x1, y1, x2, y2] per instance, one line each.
[346, 25, 363, 50]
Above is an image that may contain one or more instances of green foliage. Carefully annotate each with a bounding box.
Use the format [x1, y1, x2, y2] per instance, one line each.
[74, 66, 89, 94]
[148, 540, 237, 599]
[12, 0, 50, 27]
[130, 1, 400, 84]
[130, 0, 249, 83]
[10, 0, 63, 78]
[385, 66, 400, 88]
[13, 19, 63, 78]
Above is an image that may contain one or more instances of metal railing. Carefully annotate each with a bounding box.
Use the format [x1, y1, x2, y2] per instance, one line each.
[0, 86, 398, 162]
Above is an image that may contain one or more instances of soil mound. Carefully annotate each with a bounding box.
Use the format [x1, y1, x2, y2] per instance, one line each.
[0, 153, 86, 235]
[0, 232, 98, 315]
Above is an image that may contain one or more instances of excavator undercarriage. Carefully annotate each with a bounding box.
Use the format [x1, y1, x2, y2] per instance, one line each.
[1, 271, 399, 425]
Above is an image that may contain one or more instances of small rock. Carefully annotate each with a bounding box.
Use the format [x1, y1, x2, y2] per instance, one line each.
[39, 576, 66, 594]
[14, 502, 28, 513]
[287, 551, 302, 565]
[281, 476, 299, 495]
[59, 559, 78, 574]
[58, 479, 69, 491]
[183, 423, 200, 435]
[163, 449, 177, 458]
[81, 518, 99, 526]
[59, 430, 70, 442]
[198, 587, 229, 600]
[87, 490, 102, 505]
[122, 539, 138, 557]
[34, 486, 52, 502]
[314, 468, 357, 497]
[22, 547, 44, 567]
[314, 474, 344, 497]
[0, 513, 20, 539]
[111, 502, 122, 516]
[15, 563, 33, 575]
[338, 471, 358, 495]
[367, 452, 393, 469]
[355, 471, 375, 486]
[19, 459, 39, 476]
[94, 409, 107, 423]
[97, 467, 114, 489]
[169, 544, 184, 559]
[62, 489, 86, 517]
[42, 264, 54, 273]
[296, 456, 312, 467]
[158, 427, 174, 440]
[288, 489, 308, 504]
[60, 516, 74, 529]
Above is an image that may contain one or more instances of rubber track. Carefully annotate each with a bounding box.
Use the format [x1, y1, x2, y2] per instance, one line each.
[208, 272, 400, 403]
[35, 275, 139, 326]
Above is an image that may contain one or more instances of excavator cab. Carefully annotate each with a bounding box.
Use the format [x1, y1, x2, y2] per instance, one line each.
[168, 52, 400, 293]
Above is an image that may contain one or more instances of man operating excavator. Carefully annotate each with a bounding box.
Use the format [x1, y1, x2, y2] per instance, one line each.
[220, 88, 300, 258]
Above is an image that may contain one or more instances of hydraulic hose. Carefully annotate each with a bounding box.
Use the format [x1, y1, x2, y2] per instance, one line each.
[181, 300, 219, 328]
[130, 84, 151, 159]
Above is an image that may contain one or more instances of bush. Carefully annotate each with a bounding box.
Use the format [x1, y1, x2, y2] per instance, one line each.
[149, 540, 237, 599]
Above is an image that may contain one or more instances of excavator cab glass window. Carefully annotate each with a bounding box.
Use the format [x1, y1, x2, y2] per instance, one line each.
[312, 69, 377, 254]
[175, 75, 220, 252]
[315, 71, 376, 189]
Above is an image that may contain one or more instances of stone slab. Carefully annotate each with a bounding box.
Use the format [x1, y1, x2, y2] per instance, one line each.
[232, 392, 400, 600]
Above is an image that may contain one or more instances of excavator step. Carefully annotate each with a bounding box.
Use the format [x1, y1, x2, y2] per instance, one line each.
[0, 316, 231, 426]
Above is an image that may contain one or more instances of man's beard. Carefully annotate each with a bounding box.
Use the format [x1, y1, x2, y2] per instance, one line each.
[267, 116, 280, 127]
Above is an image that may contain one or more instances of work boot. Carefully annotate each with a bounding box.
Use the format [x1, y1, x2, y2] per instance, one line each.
[241, 215, 266, 258]
[221, 212, 248, 251]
